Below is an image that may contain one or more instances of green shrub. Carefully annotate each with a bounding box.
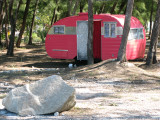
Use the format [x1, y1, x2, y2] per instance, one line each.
[37, 30, 47, 43]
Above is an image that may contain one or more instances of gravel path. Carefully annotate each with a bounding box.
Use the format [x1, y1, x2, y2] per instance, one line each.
[1, 78, 160, 119]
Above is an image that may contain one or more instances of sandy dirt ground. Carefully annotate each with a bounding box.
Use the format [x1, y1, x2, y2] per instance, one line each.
[1, 76, 160, 119]
[0, 44, 160, 119]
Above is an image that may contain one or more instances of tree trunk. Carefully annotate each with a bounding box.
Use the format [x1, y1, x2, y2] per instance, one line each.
[153, 39, 158, 64]
[54, 5, 60, 23]
[146, 0, 160, 65]
[118, 0, 126, 14]
[28, 0, 39, 45]
[16, 0, 31, 48]
[7, 0, 15, 56]
[67, 0, 73, 17]
[51, 8, 56, 25]
[110, 0, 118, 14]
[72, 0, 80, 16]
[7, 0, 22, 56]
[54, 14, 58, 23]
[0, 0, 4, 24]
[149, 0, 154, 39]
[0, 0, 4, 46]
[0, 0, 3, 20]
[80, 0, 85, 13]
[87, 0, 94, 65]
[50, 0, 58, 25]
[98, 2, 106, 14]
[4, 0, 9, 48]
[0, 32, 2, 46]
[117, 0, 134, 62]
[4, 16, 9, 49]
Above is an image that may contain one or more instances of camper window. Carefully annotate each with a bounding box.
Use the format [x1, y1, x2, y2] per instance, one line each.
[54, 26, 64, 34]
[104, 22, 116, 38]
[104, 24, 110, 37]
[139, 28, 144, 39]
[128, 28, 144, 40]
[128, 29, 138, 40]
[111, 24, 116, 37]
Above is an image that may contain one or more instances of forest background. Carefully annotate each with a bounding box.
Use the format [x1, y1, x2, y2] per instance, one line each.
[0, 0, 158, 54]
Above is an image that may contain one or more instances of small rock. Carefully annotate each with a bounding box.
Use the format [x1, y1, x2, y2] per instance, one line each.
[4, 82, 9, 86]
[68, 64, 73, 68]
[54, 112, 59, 116]
[61, 113, 65, 116]
[74, 64, 77, 68]
[25, 80, 30, 82]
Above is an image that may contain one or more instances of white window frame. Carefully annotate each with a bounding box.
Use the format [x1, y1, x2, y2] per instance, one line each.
[104, 22, 117, 38]
[53, 25, 65, 34]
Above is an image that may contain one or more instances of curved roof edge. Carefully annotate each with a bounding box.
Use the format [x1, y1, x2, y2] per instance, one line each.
[98, 14, 143, 28]
[53, 13, 144, 28]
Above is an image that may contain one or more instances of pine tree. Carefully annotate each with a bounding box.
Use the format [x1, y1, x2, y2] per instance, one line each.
[117, 0, 134, 62]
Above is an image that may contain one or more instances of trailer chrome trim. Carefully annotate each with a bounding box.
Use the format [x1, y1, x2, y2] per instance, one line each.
[52, 49, 68, 52]
[101, 27, 104, 35]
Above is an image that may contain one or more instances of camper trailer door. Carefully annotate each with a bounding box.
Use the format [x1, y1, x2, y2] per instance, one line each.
[77, 21, 88, 60]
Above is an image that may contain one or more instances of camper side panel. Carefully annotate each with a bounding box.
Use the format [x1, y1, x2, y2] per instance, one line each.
[126, 17, 146, 60]
[126, 28, 146, 59]
[100, 15, 146, 60]
[100, 16, 122, 60]
[46, 35, 77, 59]
[45, 15, 89, 60]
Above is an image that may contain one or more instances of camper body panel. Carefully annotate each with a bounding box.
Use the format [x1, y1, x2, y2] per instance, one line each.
[46, 35, 77, 59]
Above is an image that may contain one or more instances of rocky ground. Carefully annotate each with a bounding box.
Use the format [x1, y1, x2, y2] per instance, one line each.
[0, 44, 160, 119]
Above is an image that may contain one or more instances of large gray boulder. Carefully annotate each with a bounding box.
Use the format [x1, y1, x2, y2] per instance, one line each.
[2, 75, 76, 116]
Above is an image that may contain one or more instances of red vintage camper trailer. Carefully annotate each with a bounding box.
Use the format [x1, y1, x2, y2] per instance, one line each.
[45, 13, 146, 61]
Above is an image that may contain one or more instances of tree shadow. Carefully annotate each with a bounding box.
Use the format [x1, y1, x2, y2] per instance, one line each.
[23, 62, 70, 68]
[76, 93, 112, 100]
